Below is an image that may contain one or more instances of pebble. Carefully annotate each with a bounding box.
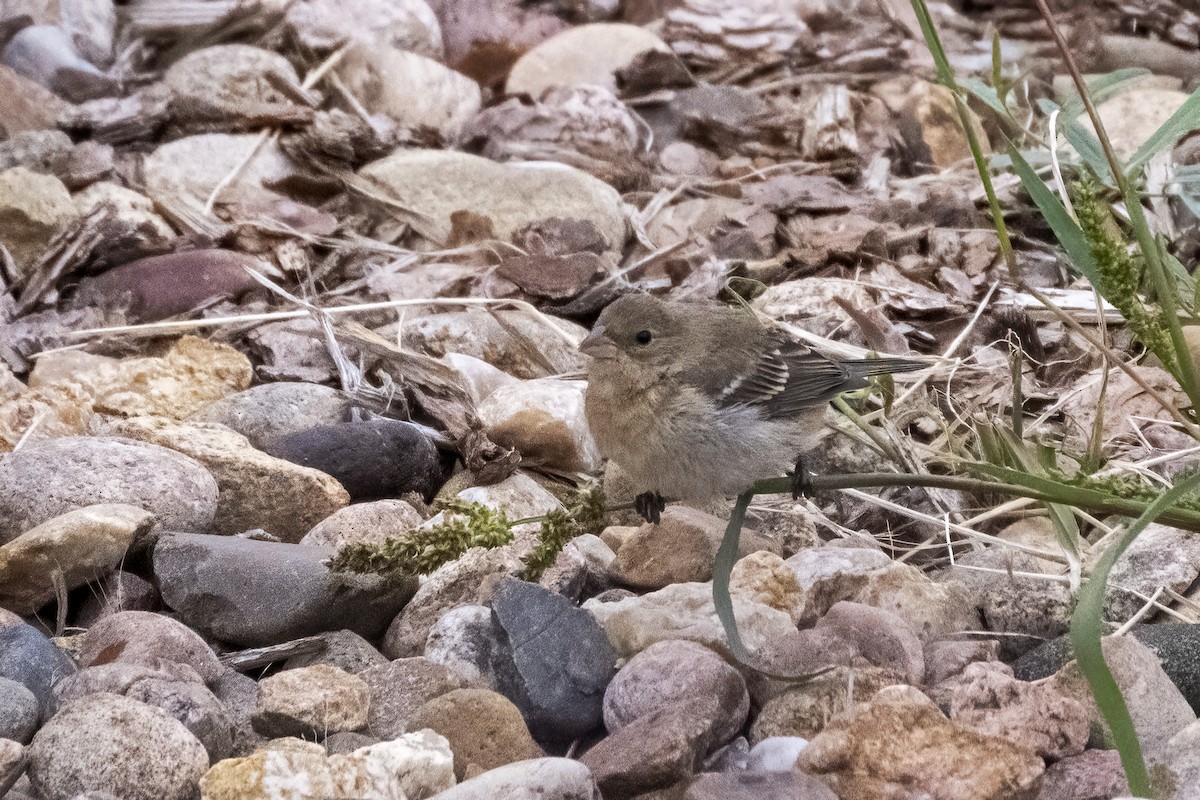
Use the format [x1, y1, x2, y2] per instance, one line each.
[0, 504, 154, 614]
[299, 499, 424, 549]
[0, 738, 28, 796]
[193, 382, 358, 452]
[282, 0, 442, 57]
[749, 665, 905, 742]
[682, 770, 837, 800]
[813, 600, 925, 685]
[603, 639, 747, 747]
[427, 757, 600, 800]
[506, 23, 669, 96]
[77, 610, 223, 682]
[75, 570, 161, 627]
[267, 418, 444, 502]
[1034, 748, 1130, 800]
[0, 612, 76, 720]
[478, 378, 601, 474]
[0, 167, 77, 273]
[1104, 523, 1200, 621]
[0, 678, 38, 743]
[153, 531, 417, 647]
[0, 436, 219, 539]
[358, 657, 466, 740]
[253, 664, 370, 739]
[282, 629, 388, 674]
[408, 688, 544, 780]
[28, 694, 208, 800]
[491, 577, 615, 741]
[423, 604, 504, 687]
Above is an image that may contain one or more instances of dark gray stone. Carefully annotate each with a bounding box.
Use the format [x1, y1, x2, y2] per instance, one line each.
[0, 677, 38, 743]
[0, 613, 76, 721]
[152, 532, 417, 647]
[491, 578, 616, 742]
[266, 419, 444, 502]
[282, 629, 388, 674]
[192, 382, 357, 451]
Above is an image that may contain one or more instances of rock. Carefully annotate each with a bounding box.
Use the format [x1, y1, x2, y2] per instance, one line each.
[1, 25, 117, 101]
[441, 353, 521, 405]
[282, 0, 442, 57]
[427, 757, 600, 800]
[164, 45, 310, 129]
[728, 550, 804, 621]
[253, 665, 369, 738]
[604, 640, 747, 747]
[322, 731, 377, 754]
[872, 77, 990, 170]
[612, 506, 775, 590]
[1083, 88, 1190, 162]
[28, 694, 208, 800]
[357, 149, 625, 258]
[193, 382, 357, 451]
[0, 504, 153, 614]
[581, 696, 718, 797]
[797, 686, 1044, 800]
[583, 581, 799, 661]
[0, 738, 28, 796]
[75, 250, 261, 323]
[244, 318, 340, 384]
[0, 130, 72, 173]
[490, 578, 615, 741]
[745, 736, 809, 772]
[1104, 523, 1200, 621]
[449, 471, 564, 519]
[924, 638, 1001, 685]
[1050, 634, 1195, 761]
[408, 688, 543, 780]
[282, 630, 388, 674]
[0, 64, 68, 136]
[0, 367, 93, 450]
[683, 771, 836, 800]
[29, 336, 254, 420]
[211, 670, 265, 758]
[0, 166, 77, 274]
[52, 661, 234, 761]
[749, 665, 905, 742]
[0, 437, 217, 541]
[267, 418, 443, 502]
[75, 570, 160, 627]
[1034, 749, 1129, 800]
[68, 182, 172, 266]
[77, 610, 223, 682]
[335, 43, 479, 141]
[506, 23, 669, 96]
[850, 559, 981, 641]
[784, 545, 891, 622]
[153, 531, 417, 646]
[813, 601, 925, 685]
[539, 533, 616, 601]
[110, 417, 350, 541]
[424, 605, 504, 688]
[395, 306, 589, 379]
[0, 678, 38, 743]
[300, 499, 424, 549]
[941, 661, 1089, 760]
[940, 549, 1073, 659]
[0, 612, 76, 719]
[358, 657, 466, 740]
[200, 730, 455, 800]
[478, 379, 601, 474]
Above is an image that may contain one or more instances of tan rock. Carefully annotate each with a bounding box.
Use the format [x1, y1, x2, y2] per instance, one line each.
[408, 688, 543, 780]
[254, 665, 369, 738]
[0, 167, 77, 274]
[506, 23, 669, 96]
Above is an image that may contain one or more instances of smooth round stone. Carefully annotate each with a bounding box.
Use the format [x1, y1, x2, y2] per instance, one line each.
[28, 694, 207, 800]
[192, 382, 358, 451]
[77, 610, 223, 682]
[0, 678, 38, 743]
[0, 612, 76, 720]
[408, 688, 543, 780]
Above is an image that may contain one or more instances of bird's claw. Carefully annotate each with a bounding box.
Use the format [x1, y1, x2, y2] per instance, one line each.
[791, 458, 813, 500]
[634, 491, 665, 524]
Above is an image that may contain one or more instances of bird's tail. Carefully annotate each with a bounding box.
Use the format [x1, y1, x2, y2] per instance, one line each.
[849, 358, 927, 378]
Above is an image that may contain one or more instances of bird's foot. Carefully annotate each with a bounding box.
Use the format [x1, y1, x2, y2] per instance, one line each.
[791, 458, 813, 500]
[634, 491, 665, 524]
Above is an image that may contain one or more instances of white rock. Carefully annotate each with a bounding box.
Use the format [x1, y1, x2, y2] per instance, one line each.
[478, 378, 601, 474]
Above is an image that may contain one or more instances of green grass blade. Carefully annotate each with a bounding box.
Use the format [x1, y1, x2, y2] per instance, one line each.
[1071, 470, 1200, 796]
[1007, 145, 1102, 285]
[1126, 87, 1200, 174]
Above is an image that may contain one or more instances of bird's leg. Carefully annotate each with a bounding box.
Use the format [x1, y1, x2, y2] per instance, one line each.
[791, 456, 813, 499]
[634, 491, 665, 524]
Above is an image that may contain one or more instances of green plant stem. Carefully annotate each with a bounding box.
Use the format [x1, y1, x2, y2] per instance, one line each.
[713, 490, 754, 662]
[1031, 0, 1200, 412]
[1071, 470, 1200, 796]
[751, 472, 1200, 531]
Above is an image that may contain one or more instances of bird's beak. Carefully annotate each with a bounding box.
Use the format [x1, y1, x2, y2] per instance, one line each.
[579, 325, 617, 357]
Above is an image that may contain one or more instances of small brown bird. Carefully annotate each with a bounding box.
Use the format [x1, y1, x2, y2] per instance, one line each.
[580, 294, 924, 522]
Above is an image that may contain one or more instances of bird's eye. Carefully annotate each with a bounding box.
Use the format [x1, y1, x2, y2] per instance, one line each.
[635, 330, 653, 345]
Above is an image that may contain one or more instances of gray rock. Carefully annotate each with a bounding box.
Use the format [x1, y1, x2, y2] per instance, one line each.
[746, 736, 808, 772]
[1106, 523, 1200, 621]
[428, 757, 600, 800]
[323, 730, 378, 754]
[74, 571, 160, 627]
[0, 612, 76, 720]
[282, 629, 388, 674]
[0, 679, 38, 743]
[491, 578, 615, 742]
[424, 604, 504, 688]
[1035, 748, 1129, 800]
[252, 664, 369, 739]
[359, 657, 467, 741]
[0, 738, 27, 797]
[0, 436, 218, 541]
[52, 662, 235, 761]
[192, 382, 357, 451]
[299, 499, 424, 549]
[27, 694, 207, 800]
[153, 531, 417, 647]
[77, 610, 223, 682]
[267, 418, 444, 502]
[210, 669, 265, 757]
[683, 771, 836, 800]
[813, 601, 925, 685]
[603, 640, 748, 747]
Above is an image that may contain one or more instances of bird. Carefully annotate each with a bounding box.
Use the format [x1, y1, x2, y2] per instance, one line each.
[579, 293, 925, 523]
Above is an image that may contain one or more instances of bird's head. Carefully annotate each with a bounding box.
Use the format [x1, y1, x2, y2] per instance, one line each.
[579, 293, 684, 370]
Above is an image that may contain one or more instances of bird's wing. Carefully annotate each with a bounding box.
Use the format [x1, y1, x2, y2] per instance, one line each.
[716, 334, 860, 419]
